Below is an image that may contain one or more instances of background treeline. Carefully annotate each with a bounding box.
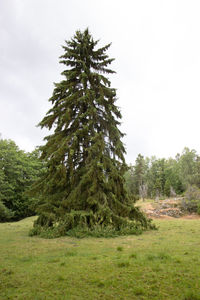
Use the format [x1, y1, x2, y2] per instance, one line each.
[125, 147, 200, 200]
[1, 136, 200, 222]
[0, 138, 44, 222]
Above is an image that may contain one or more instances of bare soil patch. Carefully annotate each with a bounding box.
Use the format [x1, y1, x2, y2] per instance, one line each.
[179, 214, 200, 220]
[139, 198, 200, 220]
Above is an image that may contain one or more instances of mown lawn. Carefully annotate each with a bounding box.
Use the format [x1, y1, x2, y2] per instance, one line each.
[0, 217, 200, 299]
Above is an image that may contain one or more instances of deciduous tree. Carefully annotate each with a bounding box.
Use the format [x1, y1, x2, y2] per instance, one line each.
[0, 139, 44, 220]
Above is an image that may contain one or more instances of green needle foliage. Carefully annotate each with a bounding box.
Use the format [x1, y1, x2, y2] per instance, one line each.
[31, 29, 154, 237]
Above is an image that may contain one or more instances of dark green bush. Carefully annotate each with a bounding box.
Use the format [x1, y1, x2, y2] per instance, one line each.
[197, 203, 200, 215]
[29, 219, 157, 238]
[0, 200, 13, 222]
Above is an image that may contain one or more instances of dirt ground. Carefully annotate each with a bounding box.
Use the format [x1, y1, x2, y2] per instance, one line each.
[138, 199, 200, 220]
[151, 214, 200, 220]
[179, 214, 200, 219]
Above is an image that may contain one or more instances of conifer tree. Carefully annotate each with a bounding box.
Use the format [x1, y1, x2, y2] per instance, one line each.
[133, 154, 145, 196]
[32, 29, 153, 237]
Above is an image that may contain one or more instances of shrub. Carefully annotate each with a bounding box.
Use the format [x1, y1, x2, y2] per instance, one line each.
[117, 246, 123, 251]
[180, 185, 200, 213]
[29, 221, 157, 238]
[185, 185, 200, 201]
[0, 200, 13, 222]
[197, 203, 200, 215]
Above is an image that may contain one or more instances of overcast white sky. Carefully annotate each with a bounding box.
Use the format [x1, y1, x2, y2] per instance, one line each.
[1, 0, 200, 163]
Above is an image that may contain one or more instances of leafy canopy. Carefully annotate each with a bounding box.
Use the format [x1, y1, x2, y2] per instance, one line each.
[0, 139, 44, 221]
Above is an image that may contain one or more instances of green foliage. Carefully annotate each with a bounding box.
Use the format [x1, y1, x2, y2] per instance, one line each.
[133, 154, 145, 196]
[30, 216, 155, 238]
[0, 200, 13, 222]
[164, 158, 184, 195]
[0, 139, 45, 221]
[124, 147, 200, 200]
[164, 178, 171, 197]
[184, 184, 200, 201]
[197, 203, 200, 215]
[31, 29, 152, 237]
[117, 246, 123, 251]
[125, 155, 148, 201]
[178, 148, 198, 188]
[180, 185, 200, 213]
[124, 167, 135, 195]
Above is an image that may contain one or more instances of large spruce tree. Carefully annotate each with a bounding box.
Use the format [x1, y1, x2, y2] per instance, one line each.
[32, 29, 153, 237]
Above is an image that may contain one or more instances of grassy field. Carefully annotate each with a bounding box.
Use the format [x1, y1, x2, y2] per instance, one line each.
[0, 217, 200, 300]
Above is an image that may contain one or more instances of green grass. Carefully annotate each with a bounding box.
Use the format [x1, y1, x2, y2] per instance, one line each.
[0, 217, 200, 299]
